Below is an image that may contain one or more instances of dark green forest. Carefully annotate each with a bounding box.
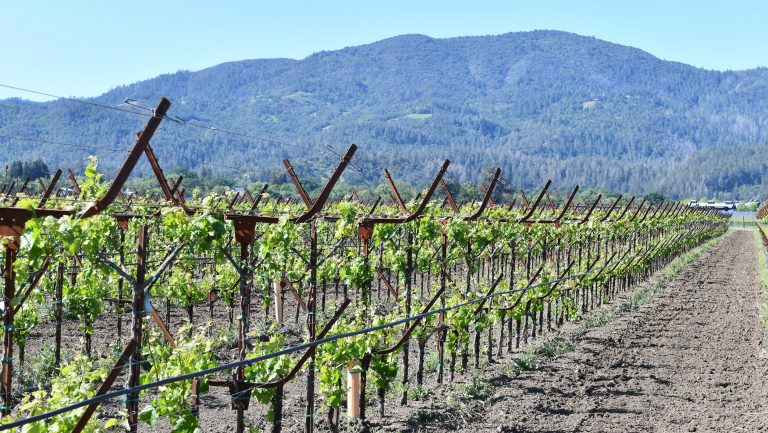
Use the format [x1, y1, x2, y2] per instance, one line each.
[4, 158, 50, 180]
[2, 30, 768, 199]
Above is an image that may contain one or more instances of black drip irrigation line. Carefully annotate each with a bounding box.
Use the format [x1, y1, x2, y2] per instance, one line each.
[0, 231, 718, 431]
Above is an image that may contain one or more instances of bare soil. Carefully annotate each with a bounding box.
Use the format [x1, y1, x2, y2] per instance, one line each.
[371, 230, 768, 433]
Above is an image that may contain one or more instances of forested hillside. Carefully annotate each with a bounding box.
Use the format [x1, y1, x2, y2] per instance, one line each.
[2, 30, 768, 198]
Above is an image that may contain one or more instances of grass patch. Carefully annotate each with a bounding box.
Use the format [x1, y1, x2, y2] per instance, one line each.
[505, 351, 538, 373]
[584, 309, 615, 329]
[457, 373, 492, 400]
[504, 336, 572, 374]
[424, 351, 440, 375]
[620, 288, 656, 312]
[533, 336, 574, 359]
[15, 344, 65, 395]
[415, 408, 441, 423]
[408, 384, 434, 401]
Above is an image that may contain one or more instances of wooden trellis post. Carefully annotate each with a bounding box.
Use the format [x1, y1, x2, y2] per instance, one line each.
[233, 218, 255, 433]
[126, 225, 148, 433]
[1, 239, 17, 416]
[305, 222, 318, 433]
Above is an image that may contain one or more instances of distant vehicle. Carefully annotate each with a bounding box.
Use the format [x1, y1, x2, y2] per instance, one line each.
[688, 201, 736, 211]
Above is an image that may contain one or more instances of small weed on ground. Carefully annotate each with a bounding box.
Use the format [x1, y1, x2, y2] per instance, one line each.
[408, 384, 434, 401]
[509, 352, 538, 372]
[424, 352, 440, 374]
[533, 336, 573, 358]
[457, 373, 492, 401]
[16, 344, 63, 394]
[505, 336, 572, 375]
[584, 309, 614, 329]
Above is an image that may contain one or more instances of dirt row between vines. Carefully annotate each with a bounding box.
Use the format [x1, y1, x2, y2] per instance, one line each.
[370, 229, 768, 433]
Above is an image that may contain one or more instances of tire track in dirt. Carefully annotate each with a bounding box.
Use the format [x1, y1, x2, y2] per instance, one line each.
[472, 230, 768, 433]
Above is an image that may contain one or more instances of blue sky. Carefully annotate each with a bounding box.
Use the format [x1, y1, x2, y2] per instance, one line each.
[1, 0, 766, 101]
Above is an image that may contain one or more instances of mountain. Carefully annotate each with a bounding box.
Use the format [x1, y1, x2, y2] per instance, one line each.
[2, 30, 768, 199]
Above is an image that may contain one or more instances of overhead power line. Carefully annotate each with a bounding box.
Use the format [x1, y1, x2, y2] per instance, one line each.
[164, 114, 311, 149]
[0, 133, 128, 153]
[0, 83, 153, 118]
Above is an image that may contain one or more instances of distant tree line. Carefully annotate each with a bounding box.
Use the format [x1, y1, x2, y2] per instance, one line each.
[4, 159, 50, 180]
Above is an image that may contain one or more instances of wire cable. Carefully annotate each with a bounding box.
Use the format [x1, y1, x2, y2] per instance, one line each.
[164, 114, 311, 150]
[0, 83, 153, 118]
[0, 133, 129, 153]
